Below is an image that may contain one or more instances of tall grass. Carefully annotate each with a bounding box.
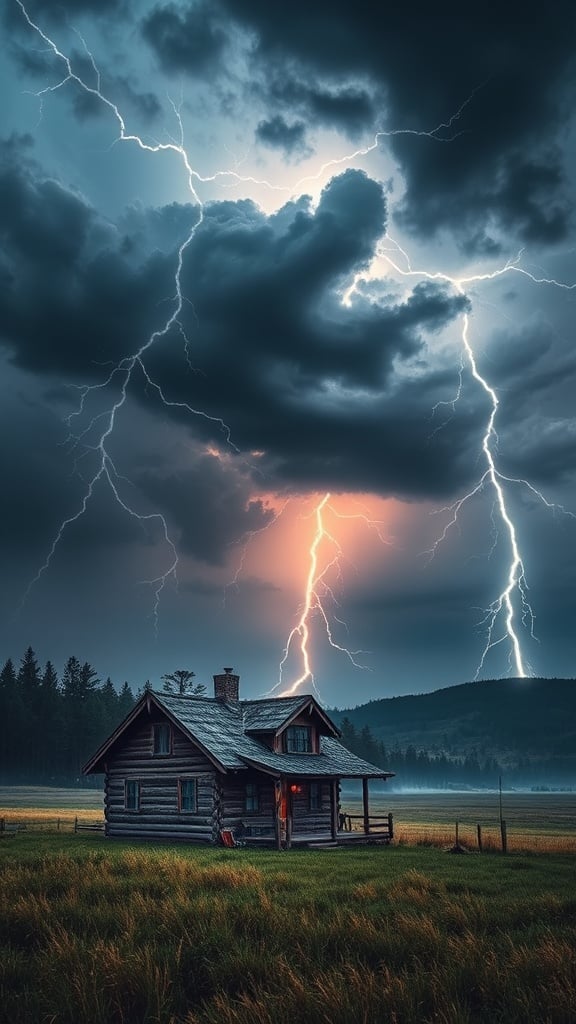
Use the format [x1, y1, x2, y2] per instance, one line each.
[1, 836, 575, 1023]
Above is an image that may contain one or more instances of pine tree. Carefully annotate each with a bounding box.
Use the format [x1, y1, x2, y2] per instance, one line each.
[162, 669, 206, 695]
[118, 681, 136, 717]
[38, 661, 62, 777]
[18, 647, 41, 705]
[0, 659, 21, 778]
[17, 647, 42, 778]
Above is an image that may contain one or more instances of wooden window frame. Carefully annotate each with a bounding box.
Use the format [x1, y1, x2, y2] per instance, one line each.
[245, 782, 260, 813]
[284, 725, 312, 753]
[309, 782, 322, 811]
[178, 778, 198, 813]
[152, 721, 172, 756]
[124, 779, 140, 811]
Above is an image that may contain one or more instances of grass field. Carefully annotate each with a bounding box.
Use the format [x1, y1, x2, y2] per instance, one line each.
[1, 833, 575, 1023]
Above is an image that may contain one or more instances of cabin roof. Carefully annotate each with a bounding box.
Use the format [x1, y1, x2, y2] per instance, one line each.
[156, 691, 263, 769]
[240, 695, 337, 734]
[83, 689, 393, 779]
[241, 736, 393, 779]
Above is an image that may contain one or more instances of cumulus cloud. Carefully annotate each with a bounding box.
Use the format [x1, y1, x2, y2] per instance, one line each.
[219, 0, 576, 249]
[142, 2, 228, 77]
[255, 115, 310, 158]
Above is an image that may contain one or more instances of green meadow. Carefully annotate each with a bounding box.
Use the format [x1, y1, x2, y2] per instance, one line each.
[1, 834, 575, 1024]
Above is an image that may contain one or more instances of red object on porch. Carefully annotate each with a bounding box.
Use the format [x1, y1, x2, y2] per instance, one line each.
[220, 829, 235, 847]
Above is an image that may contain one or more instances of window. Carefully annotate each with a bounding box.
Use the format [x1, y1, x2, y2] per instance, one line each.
[309, 783, 321, 811]
[125, 780, 140, 810]
[178, 778, 197, 813]
[284, 726, 312, 753]
[245, 783, 259, 812]
[153, 722, 171, 755]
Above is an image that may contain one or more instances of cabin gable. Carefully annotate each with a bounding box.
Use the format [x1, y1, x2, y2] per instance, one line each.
[104, 708, 219, 842]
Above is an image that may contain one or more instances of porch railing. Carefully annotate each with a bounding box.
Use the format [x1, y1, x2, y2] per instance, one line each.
[340, 812, 394, 838]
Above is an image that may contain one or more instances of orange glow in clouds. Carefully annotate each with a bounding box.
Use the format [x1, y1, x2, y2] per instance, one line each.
[235, 491, 399, 696]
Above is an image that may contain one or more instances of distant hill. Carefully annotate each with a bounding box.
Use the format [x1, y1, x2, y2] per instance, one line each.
[330, 678, 576, 783]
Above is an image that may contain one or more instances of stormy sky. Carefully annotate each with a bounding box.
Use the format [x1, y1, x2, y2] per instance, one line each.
[1, 0, 576, 706]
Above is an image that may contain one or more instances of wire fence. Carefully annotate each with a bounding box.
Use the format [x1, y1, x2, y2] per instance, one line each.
[0, 814, 104, 835]
[2, 813, 575, 854]
[346, 817, 576, 854]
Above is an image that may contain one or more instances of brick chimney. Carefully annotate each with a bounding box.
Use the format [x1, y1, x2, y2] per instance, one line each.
[213, 667, 239, 702]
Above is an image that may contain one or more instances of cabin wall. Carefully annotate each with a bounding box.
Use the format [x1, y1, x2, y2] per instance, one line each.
[220, 770, 276, 831]
[290, 781, 332, 835]
[105, 712, 218, 842]
[220, 774, 333, 837]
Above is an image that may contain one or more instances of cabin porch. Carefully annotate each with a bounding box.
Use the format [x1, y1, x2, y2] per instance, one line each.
[229, 775, 393, 850]
[239, 819, 391, 851]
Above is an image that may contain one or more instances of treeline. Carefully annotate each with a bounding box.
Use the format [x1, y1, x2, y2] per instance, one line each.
[0, 647, 137, 786]
[340, 717, 576, 789]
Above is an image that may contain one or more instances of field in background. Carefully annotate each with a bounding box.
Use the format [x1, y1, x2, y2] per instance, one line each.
[0, 787, 103, 831]
[1, 835, 575, 1024]
[0, 786, 103, 809]
[1, 788, 575, 851]
[340, 790, 576, 853]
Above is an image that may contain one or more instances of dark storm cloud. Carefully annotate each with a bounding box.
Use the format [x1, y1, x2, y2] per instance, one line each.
[10, 41, 162, 124]
[137, 454, 274, 565]
[255, 116, 309, 158]
[0, 136, 178, 375]
[7, 134, 569, 510]
[0, 141, 476, 507]
[0, 370, 139, 561]
[165, 170, 475, 498]
[219, 0, 576, 250]
[142, 2, 228, 77]
[262, 76, 375, 139]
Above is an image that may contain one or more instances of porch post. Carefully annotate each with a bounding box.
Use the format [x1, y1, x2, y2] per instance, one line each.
[362, 776, 370, 835]
[286, 785, 293, 850]
[330, 780, 338, 841]
[274, 779, 282, 851]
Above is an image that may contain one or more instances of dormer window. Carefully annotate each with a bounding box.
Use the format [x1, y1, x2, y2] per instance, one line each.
[284, 725, 312, 753]
[153, 721, 171, 755]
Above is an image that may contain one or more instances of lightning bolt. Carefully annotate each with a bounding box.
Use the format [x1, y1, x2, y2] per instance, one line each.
[375, 238, 576, 679]
[271, 494, 396, 696]
[14, 1, 575, 692]
[15, 0, 241, 630]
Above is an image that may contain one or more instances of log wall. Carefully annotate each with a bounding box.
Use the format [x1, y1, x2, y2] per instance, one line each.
[105, 712, 218, 842]
[291, 782, 332, 834]
[220, 771, 276, 831]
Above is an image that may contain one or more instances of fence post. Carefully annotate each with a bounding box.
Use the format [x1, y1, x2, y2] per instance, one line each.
[74, 816, 78, 834]
[455, 820, 459, 847]
[388, 813, 394, 840]
[0, 818, 4, 833]
[500, 819, 507, 855]
[57, 818, 60, 831]
[477, 824, 483, 852]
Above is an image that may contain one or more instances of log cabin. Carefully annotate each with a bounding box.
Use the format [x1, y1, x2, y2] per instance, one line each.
[83, 668, 394, 848]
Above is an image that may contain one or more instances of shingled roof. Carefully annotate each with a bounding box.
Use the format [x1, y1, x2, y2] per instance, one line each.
[84, 689, 393, 779]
